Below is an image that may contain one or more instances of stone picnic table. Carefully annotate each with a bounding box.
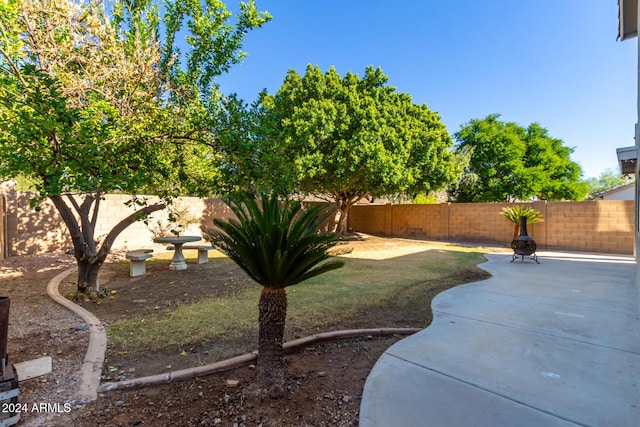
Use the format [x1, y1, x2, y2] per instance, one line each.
[153, 235, 201, 270]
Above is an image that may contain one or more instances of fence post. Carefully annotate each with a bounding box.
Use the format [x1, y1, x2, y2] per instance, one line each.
[0, 297, 9, 378]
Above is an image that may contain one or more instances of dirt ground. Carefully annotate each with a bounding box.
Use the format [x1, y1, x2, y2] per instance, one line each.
[0, 237, 491, 426]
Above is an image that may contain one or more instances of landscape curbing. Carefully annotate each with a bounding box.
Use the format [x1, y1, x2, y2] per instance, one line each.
[46, 266, 421, 397]
[99, 327, 421, 392]
[46, 267, 107, 403]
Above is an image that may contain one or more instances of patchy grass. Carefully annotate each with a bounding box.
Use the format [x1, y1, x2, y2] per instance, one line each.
[105, 240, 489, 354]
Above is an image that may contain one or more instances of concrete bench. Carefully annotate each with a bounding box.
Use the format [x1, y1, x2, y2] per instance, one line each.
[125, 249, 153, 277]
[167, 245, 214, 264]
[183, 245, 214, 264]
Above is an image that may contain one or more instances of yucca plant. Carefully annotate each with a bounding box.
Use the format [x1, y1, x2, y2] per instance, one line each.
[203, 193, 344, 398]
[500, 205, 544, 239]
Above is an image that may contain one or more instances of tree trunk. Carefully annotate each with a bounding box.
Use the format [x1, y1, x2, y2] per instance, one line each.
[75, 256, 104, 295]
[257, 286, 288, 398]
[336, 205, 350, 235]
[333, 192, 368, 235]
[50, 193, 165, 295]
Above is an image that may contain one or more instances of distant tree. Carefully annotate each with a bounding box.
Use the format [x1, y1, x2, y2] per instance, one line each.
[450, 114, 588, 202]
[584, 168, 634, 200]
[258, 65, 461, 233]
[204, 193, 344, 398]
[208, 94, 286, 195]
[0, 0, 270, 295]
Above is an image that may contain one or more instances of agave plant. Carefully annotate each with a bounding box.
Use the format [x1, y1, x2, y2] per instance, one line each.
[203, 193, 344, 398]
[500, 205, 544, 239]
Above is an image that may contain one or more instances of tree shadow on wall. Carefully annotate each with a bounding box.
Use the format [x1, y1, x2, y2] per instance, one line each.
[200, 198, 236, 234]
[200, 197, 338, 236]
[5, 190, 72, 256]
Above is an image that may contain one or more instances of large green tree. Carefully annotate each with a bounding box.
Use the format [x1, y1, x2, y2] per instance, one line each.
[450, 114, 588, 202]
[0, 0, 270, 294]
[258, 65, 461, 234]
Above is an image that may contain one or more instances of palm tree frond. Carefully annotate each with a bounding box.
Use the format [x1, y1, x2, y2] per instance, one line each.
[500, 206, 544, 224]
[204, 192, 344, 288]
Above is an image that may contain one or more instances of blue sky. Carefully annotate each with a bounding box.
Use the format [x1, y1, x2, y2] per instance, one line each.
[216, 1, 637, 179]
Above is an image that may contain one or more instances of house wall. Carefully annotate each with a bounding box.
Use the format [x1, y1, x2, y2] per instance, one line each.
[599, 183, 636, 200]
[636, 2, 640, 308]
[349, 200, 635, 254]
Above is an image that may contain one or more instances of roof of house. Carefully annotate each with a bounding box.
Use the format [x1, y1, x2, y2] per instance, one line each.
[619, 0, 638, 40]
[596, 181, 635, 198]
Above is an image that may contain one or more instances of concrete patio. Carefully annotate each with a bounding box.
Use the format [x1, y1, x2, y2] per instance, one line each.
[360, 251, 640, 426]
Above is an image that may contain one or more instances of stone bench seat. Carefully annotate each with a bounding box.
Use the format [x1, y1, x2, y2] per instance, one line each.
[166, 244, 214, 264]
[125, 249, 153, 277]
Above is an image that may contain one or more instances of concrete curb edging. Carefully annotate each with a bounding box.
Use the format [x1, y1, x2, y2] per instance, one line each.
[46, 268, 106, 403]
[99, 327, 421, 392]
[46, 266, 420, 397]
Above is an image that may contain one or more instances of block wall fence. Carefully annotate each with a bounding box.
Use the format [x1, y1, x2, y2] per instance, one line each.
[1, 191, 235, 257]
[0, 191, 635, 258]
[0, 191, 334, 258]
[348, 200, 635, 254]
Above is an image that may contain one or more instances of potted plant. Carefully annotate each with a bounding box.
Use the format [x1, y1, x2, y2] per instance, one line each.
[500, 206, 544, 239]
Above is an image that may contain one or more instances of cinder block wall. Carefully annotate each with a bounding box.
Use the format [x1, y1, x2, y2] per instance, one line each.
[544, 201, 634, 254]
[3, 192, 635, 256]
[349, 200, 634, 254]
[3, 191, 234, 256]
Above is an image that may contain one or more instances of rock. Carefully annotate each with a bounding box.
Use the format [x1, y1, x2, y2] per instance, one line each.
[268, 384, 285, 399]
[114, 400, 125, 407]
[226, 379, 240, 388]
[317, 371, 326, 377]
[74, 323, 87, 331]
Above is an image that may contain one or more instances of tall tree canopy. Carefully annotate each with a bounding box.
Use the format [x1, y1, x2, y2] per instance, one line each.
[0, 0, 270, 293]
[449, 114, 588, 202]
[258, 65, 460, 233]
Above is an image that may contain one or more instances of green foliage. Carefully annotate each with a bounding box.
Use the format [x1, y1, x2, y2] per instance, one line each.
[413, 193, 438, 204]
[500, 206, 544, 225]
[0, 0, 270, 199]
[450, 114, 589, 202]
[206, 94, 276, 194]
[500, 205, 544, 239]
[204, 193, 345, 288]
[258, 65, 461, 232]
[0, 0, 270, 291]
[584, 168, 634, 200]
[146, 202, 199, 237]
[204, 192, 344, 397]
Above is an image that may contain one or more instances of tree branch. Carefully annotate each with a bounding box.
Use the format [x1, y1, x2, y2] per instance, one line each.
[98, 201, 166, 258]
[49, 195, 85, 257]
[0, 44, 27, 87]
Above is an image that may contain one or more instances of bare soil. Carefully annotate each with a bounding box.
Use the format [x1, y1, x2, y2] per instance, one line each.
[0, 237, 491, 426]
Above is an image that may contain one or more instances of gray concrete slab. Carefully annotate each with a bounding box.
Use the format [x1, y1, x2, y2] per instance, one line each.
[360, 252, 640, 427]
